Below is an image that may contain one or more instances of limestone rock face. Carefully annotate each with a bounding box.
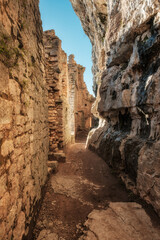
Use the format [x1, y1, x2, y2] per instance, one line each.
[79, 202, 160, 240]
[70, 0, 160, 215]
[0, 1, 48, 239]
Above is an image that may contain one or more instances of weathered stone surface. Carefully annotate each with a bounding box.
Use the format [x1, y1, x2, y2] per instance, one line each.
[79, 202, 160, 240]
[47, 161, 58, 172]
[37, 229, 59, 240]
[44, 30, 69, 154]
[1, 140, 14, 157]
[0, 98, 13, 125]
[137, 140, 160, 216]
[13, 211, 25, 240]
[0, 62, 9, 93]
[44, 30, 94, 153]
[68, 55, 95, 139]
[0, 1, 48, 239]
[70, 0, 160, 216]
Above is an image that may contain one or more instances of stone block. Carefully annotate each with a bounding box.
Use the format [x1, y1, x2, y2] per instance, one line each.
[0, 99, 13, 125]
[48, 167, 52, 175]
[8, 79, 21, 101]
[1, 140, 14, 157]
[47, 161, 58, 172]
[0, 62, 9, 94]
[0, 192, 10, 219]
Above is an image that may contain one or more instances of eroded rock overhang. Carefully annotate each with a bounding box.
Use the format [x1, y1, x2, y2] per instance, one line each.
[70, 0, 160, 216]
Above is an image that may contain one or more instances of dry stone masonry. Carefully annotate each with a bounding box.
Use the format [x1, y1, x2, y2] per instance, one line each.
[0, 1, 48, 239]
[68, 54, 95, 139]
[70, 0, 160, 216]
[44, 30, 94, 157]
[44, 30, 71, 158]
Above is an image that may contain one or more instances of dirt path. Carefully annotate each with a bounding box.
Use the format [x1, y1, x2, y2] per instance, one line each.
[33, 140, 160, 240]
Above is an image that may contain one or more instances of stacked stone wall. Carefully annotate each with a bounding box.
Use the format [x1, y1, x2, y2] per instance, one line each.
[76, 64, 95, 136]
[0, 1, 48, 239]
[68, 55, 95, 139]
[44, 30, 67, 154]
[44, 34, 95, 149]
[68, 54, 78, 142]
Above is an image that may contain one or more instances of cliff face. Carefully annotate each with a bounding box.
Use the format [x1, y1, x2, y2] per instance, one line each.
[70, 0, 160, 215]
[0, 1, 48, 239]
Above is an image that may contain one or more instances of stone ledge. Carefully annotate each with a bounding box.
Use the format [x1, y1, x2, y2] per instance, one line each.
[47, 161, 58, 173]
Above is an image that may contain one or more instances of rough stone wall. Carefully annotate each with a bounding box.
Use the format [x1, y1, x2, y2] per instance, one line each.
[68, 55, 95, 138]
[44, 32, 94, 149]
[70, 0, 160, 216]
[44, 30, 70, 154]
[76, 64, 95, 135]
[61, 50, 71, 147]
[68, 54, 78, 142]
[0, 1, 48, 240]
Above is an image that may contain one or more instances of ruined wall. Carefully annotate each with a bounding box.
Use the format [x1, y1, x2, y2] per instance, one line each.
[0, 1, 48, 239]
[76, 64, 95, 135]
[68, 54, 78, 142]
[70, 0, 160, 216]
[44, 32, 94, 149]
[68, 55, 95, 139]
[44, 30, 71, 155]
[61, 50, 71, 148]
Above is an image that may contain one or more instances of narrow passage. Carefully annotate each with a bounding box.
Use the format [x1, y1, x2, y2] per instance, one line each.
[33, 138, 160, 240]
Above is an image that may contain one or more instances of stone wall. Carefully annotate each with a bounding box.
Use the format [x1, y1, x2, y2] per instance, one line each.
[0, 1, 48, 240]
[68, 55, 95, 139]
[44, 30, 71, 155]
[70, 0, 160, 216]
[68, 54, 78, 142]
[76, 64, 95, 135]
[44, 32, 95, 150]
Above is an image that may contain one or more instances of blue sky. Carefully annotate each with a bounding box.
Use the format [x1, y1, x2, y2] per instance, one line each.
[39, 0, 93, 95]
